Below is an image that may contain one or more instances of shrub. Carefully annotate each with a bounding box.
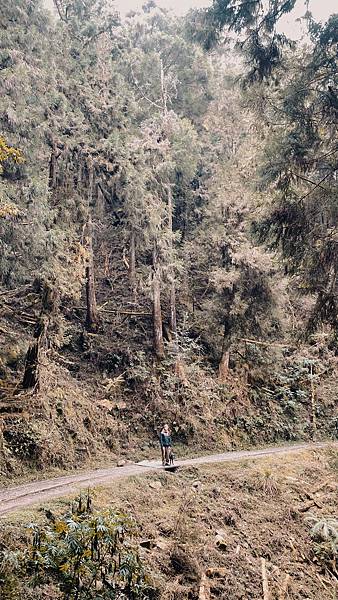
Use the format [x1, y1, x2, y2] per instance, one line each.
[0, 495, 154, 600]
[0, 549, 23, 600]
[307, 515, 338, 575]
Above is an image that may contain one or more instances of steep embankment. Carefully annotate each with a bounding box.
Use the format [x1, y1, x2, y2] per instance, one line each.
[1, 1, 337, 484]
[1, 268, 337, 482]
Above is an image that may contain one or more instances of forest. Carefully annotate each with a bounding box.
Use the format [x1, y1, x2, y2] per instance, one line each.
[0, 0, 337, 598]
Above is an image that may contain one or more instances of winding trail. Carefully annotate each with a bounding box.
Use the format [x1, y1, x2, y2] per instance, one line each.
[0, 441, 336, 517]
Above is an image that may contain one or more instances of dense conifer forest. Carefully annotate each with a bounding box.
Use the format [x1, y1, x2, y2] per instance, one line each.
[0, 0, 337, 474]
[0, 1, 337, 599]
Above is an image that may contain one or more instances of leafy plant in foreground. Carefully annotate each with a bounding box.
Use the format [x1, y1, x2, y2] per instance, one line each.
[0, 495, 154, 600]
[307, 515, 338, 577]
[29, 499, 151, 598]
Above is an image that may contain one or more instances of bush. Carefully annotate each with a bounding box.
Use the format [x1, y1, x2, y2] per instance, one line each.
[307, 515, 338, 575]
[0, 549, 23, 600]
[3, 421, 40, 461]
[0, 495, 154, 600]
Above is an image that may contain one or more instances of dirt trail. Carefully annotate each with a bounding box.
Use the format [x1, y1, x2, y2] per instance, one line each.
[0, 441, 336, 517]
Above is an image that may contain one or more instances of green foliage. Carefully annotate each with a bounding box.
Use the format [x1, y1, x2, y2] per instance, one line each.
[0, 496, 153, 600]
[190, 0, 296, 81]
[274, 359, 314, 406]
[0, 0, 336, 465]
[198, 4, 338, 337]
[3, 421, 40, 461]
[0, 549, 23, 600]
[52, 0, 120, 43]
[307, 515, 338, 575]
[252, 19, 338, 334]
[190, 0, 338, 337]
[1, 0, 279, 364]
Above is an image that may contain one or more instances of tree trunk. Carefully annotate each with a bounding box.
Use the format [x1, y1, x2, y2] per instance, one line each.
[261, 558, 271, 600]
[85, 162, 99, 333]
[160, 64, 176, 335]
[64, 149, 71, 194]
[22, 285, 57, 390]
[167, 186, 177, 338]
[160, 58, 168, 116]
[85, 216, 99, 333]
[96, 182, 105, 218]
[77, 153, 82, 190]
[22, 318, 48, 390]
[310, 363, 317, 441]
[49, 145, 57, 189]
[167, 186, 186, 380]
[153, 244, 164, 358]
[218, 321, 231, 383]
[129, 229, 137, 303]
[218, 350, 230, 383]
[170, 280, 177, 338]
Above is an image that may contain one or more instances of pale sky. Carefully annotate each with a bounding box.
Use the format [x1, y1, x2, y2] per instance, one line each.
[117, 0, 336, 20]
[43, 0, 338, 38]
[117, 0, 338, 39]
[117, 0, 209, 14]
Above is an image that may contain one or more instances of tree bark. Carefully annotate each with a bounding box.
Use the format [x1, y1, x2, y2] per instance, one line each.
[129, 229, 137, 303]
[152, 244, 164, 358]
[167, 186, 178, 340]
[22, 285, 57, 390]
[218, 320, 231, 383]
[170, 281, 177, 338]
[85, 162, 99, 333]
[218, 350, 230, 383]
[161, 63, 176, 336]
[85, 216, 99, 333]
[167, 186, 186, 380]
[64, 149, 71, 194]
[96, 182, 105, 217]
[49, 144, 57, 189]
[261, 558, 271, 600]
[77, 153, 82, 190]
[310, 363, 317, 441]
[160, 58, 168, 116]
[22, 318, 48, 390]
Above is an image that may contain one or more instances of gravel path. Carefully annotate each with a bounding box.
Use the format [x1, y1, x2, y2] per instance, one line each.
[0, 441, 335, 517]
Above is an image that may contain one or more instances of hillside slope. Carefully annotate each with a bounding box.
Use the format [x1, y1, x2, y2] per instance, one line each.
[0, 0, 337, 480]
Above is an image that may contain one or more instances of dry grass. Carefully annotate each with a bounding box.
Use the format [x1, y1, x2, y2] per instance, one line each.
[2, 448, 337, 599]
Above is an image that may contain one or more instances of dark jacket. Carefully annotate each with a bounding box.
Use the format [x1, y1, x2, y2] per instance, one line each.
[160, 432, 172, 447]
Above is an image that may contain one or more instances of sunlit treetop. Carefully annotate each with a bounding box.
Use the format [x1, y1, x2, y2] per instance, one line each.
[0, 136, 24, 174]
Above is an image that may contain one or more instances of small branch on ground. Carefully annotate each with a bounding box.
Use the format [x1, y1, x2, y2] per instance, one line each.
[261, 558, 271, 600]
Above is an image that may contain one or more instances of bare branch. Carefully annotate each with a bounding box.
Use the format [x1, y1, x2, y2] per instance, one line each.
[130, 65, 164, 110]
